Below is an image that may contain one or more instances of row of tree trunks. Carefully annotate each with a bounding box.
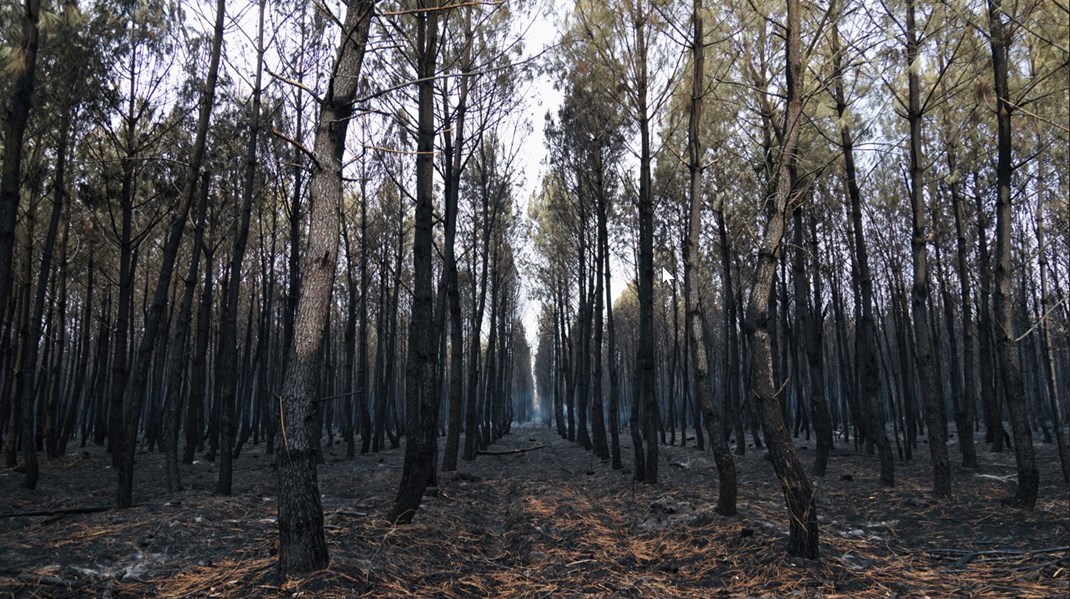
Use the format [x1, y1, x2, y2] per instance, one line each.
[830, 7, 894, 486]
[116, 0, 227, 509]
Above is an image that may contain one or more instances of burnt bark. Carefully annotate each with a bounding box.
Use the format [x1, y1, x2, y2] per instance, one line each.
[0, 0, 40, 333]
[215, 0, 266, 494]
[390, 0, 442, 524]
[684, 0, 736, 514]
[163, 174, 210, 492]
[742, 0, 818, 558]
[986, 0, 1037, 508]
[634, 2, 659, 485]
[276, 0, 374, 576]
[905, 0, 951, 498]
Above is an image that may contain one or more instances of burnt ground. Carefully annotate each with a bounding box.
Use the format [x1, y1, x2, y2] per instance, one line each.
[1, 426, 1067, 598]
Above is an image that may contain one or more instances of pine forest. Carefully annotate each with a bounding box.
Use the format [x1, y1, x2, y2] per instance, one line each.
[0, 0, 1067, 596]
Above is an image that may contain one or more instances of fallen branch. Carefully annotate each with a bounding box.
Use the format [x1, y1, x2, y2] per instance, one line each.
[477, 445, 547, 456]
[2, 571, 117, 593]
[0, 505, 114, 519]
[927, 546, 1069, 561]
[330, 510, 369, 518]
[13, 572, 83, 587]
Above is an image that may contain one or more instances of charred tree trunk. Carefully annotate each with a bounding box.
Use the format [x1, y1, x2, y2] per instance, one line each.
[905, 0, 951, 498]
[215, 0, 265, 494]
[591, 184, 609, 460]
[390, 0, 442, 524]
[634, 2, 659, 485]
[986, 0, 1037, 508]
[463, 144, 497, 460]
[439, 16, 471, 471]
[685, 0, 736, 514]
[552, 299, 567, 440]
[946, 138, 979, 469]
[1034, 151, 1069, 484]
[742, 0, 818, 558]
[162, 174, 210, 492]
[276, 0, 373, 576]
[974, 179, 1003, 452]
[0, 0, 40, 335]
[20, 118, 72, 486]
[716, 201, 738, 455]
[342, 222, 358, 457]
[603, 221, 622, 469]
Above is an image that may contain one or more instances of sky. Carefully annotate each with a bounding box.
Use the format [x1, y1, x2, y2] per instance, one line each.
[512, 0, 565, 358]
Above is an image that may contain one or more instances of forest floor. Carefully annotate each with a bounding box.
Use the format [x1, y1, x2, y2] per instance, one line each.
[1, 425, 1067, 598]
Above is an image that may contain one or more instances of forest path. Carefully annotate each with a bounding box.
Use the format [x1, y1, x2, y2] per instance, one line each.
[1, 425, 1067, 597]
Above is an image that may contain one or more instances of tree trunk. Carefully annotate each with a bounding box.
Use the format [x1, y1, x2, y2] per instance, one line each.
[20, 113, 72, 486]
[575, 215, 592, 451]
[715, 202, 738, 455]
[215, 0, 265, 494]
[742, 0, 818, 558]
[974, 179, 1003, 451]
[391, 0, 442, 525]
[356, 191, 372, 454]
[604, 220, 622, 469]
[463, 150, 495, 460]
[162, 175, 210, 492]
[0, 0, 40, 330]
[1033, 142, 1070, 484]
[946, 138, 979, 469]
[986, 0, 1037, 508]
[634, 2, 659, 485]
[439, 12, 472, 471]
[552, 299, 567, 440]
[276, 0, 373, 576]
[59, 256, 93, 456]
[43, 113, 74, 461]
[342, 221, 358, 457]
[685, 0, 736, 514]
[185, 231, 213, 464]
[800, 209, 833, 476]
[9, 187, 36, 470]
[904, 0, 951, 498]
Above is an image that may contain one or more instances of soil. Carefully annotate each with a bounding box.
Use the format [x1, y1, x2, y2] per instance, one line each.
[1, 426, 1067, 598]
